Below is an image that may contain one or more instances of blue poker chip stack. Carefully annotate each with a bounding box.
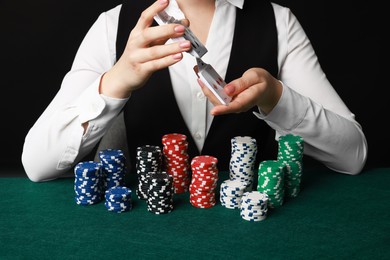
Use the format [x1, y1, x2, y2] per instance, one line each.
[74, 161, 103, 205]
[104, 186, 132, 213]
[99, 149, 127, 190]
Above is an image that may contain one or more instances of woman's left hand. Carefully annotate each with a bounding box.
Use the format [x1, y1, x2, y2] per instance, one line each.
[197, 67, 283, 116]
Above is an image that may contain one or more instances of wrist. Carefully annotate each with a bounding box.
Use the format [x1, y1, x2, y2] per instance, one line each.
[99, 70, 132, 99]
[259, 79, 283, 115]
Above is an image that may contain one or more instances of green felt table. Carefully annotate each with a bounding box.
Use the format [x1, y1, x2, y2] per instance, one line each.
[0, 166, 389, 259]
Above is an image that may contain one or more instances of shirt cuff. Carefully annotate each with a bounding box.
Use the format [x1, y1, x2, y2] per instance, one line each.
[75, 75, 129, 124]
[253, 82, 309, 132]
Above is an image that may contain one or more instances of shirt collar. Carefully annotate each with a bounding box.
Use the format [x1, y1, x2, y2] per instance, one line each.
[225, 0, 244, 9]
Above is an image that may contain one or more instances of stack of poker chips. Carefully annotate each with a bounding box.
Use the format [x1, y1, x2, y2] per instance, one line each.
[189, 155, 219, 208]
[99, 149, 127, 190]
[104, 186, 132, 213]
[219, 178, 247, 209]
[135, 145, 163, 200]
[277, 134, 304, 198]
[162, 133, 191, 194]
[240, 191, 269, 222]
[229, 136, 258, 192]
[257, 160, 286, 208]
[146, 172, 174, 214]
[74, 161, 103, 205]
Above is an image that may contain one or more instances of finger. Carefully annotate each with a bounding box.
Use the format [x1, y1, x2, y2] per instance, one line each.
[196, 78, 225, 106]
[211, 99, 249, 116]
[224, 69, 264, 96]
[134, 40, 191, 63]
[141, 52, 185, 73]
[210, 99, 244, 115]
[133, 23, 187, 48]
[211, 88, 260, 115]
[134, 0, 169, 30]
[180, 18, 190, 27]
[148, 19, 189, 46]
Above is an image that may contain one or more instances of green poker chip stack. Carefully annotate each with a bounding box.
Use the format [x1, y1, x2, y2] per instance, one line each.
[257, 160, 286, 208]
[277, 134, 304, 198]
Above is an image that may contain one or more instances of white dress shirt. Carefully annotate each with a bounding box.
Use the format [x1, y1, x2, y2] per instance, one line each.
[22, 0, 368, 181]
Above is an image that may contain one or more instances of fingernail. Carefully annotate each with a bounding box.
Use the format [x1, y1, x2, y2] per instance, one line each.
[225, 84, 235, 95]
[174, 25, 185, 33]
[179, 41, 191, 48]
[197, 78, 204, 88]
[172, 53, 182, 60]
[159, 0, 168, 5]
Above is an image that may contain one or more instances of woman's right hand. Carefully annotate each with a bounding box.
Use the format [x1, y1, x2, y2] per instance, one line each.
[100, 0, 191, 98]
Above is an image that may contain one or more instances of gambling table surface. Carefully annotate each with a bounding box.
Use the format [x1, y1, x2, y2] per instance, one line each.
[0, 165, 389, 259]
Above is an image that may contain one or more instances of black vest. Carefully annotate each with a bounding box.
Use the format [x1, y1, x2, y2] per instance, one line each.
[116, 0, 279, 172]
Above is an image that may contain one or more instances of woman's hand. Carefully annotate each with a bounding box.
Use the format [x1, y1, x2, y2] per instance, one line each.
[101, 0, 192, 98]
[197, 67, 283, 116]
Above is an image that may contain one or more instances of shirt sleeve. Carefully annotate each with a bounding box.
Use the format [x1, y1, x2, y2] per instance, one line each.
[257, 5, 368, 175]
[21, 6, 128, 182]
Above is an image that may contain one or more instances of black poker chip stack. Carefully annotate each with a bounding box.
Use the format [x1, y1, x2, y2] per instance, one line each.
[146, 172, 174, 214]
[135, 145, 163, 200]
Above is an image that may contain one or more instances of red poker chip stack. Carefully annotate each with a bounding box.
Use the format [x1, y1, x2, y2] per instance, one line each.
[161, 133, 191, 194]
[189, 155, 219, 208]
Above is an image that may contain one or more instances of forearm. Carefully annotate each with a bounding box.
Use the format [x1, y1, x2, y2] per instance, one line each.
[22, 109, 90, 182]
[256, 85, 368, 175]
[297, 106, 367, 175]
[22, 77, 128, 182]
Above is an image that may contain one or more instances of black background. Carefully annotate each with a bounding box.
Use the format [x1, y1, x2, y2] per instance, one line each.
[0, 1, 387, 172]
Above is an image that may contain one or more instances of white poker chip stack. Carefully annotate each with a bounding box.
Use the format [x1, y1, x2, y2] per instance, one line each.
[219, 178, 247, 209]
[229, 136, 258, 192]
[240, 191, 269, 222]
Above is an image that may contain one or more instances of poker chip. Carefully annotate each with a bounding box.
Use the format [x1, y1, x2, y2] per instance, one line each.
[220, 178, 247, 209]
[283, 160, 303, 198]
[162, 133, 191, 194]
[219, 136, 258, 211]
[99, 149, 127, 190]
[135, 145, 163, 200]
[229, 136, 258, 192]
[146, 171, 174, 214]
[277, 134, 304, 163]
[277, 134, 304, 198]
[255, 134, 304, 209]
[240, 191, 269, 222]
[257, 160, 286, 208]
[189, 155, 218, 208]
[71, 133, 304, 220]
[104, 186, 132, 213]
[74, 161, 103, 205]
